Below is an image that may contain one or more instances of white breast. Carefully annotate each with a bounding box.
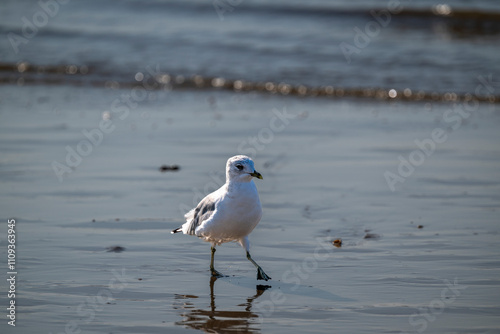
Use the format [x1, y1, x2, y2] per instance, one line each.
[196, 181, 262, 244]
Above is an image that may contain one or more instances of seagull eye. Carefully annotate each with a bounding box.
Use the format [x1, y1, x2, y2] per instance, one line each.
[235, 164, 244, 171]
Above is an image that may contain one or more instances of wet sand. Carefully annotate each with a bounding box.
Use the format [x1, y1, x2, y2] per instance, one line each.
[1, 83, 500, 333]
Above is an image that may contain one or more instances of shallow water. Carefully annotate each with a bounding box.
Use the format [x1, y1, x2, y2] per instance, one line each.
[1, 0, 500, 333]
[1, 83, 499, 333]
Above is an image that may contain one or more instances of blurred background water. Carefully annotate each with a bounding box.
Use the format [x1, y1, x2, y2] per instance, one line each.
[1, 0, 500, 93]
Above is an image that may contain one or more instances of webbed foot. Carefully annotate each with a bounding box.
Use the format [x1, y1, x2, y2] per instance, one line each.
[257, 267, 271, 281]
[211, 269, 227, 278]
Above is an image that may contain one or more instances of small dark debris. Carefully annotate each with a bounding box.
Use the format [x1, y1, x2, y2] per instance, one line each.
[106, 246, 126, 253]
[115, 218, 120, 221]
[138, 278, 143, 281]
[92, 219, 96, 222]
[417, 225, 424, 229]
[160, 165, 180, 172]
[332, 239, 342, 247]
[364, 233, 380, 240]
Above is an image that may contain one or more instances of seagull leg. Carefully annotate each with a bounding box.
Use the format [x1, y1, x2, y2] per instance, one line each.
[210, 246, 225, 278]
[247, 251, 271, 281]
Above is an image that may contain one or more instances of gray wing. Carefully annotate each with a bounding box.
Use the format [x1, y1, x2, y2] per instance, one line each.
[176, 196, 216, 236]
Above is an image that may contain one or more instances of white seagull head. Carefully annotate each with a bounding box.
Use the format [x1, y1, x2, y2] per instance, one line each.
[226, 155, 263, 183]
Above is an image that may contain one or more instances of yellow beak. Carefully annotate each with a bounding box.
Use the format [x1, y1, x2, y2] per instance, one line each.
[249, 170, 263, 179]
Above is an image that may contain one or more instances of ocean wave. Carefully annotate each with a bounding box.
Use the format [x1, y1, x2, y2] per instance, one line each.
[1, 61, 498, 104]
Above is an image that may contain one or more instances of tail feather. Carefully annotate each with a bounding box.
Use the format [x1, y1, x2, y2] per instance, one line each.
[172, 208, 194, 235]
[171, 227, 182, 234]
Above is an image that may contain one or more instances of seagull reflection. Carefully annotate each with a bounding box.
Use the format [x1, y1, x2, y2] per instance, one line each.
[173, 276, 271, 333]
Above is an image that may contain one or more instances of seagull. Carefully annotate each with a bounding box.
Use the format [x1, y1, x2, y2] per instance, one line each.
[172, 155, 271, 280]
